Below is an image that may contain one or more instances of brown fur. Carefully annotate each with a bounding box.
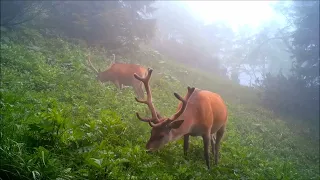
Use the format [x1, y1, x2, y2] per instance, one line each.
[87, 54, 147, 98]
[134, 68, 228, 169]
[173, 89, 228, 169]
[97, 63, 147, 98]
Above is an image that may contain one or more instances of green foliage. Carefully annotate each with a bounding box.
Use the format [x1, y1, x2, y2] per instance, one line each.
[291, 1, 319, 85]
[259, 1, 319, 130]
[260, 71, 319, 131]
[0, 1, 157, 54]
[0, 1, 45, 28]
[37, 1, 157, 53]
[1, 29, 319, 180]
[2, 1, 318, 131]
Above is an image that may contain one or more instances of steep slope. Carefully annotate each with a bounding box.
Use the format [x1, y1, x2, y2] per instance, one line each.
[1, 28, 319, 180]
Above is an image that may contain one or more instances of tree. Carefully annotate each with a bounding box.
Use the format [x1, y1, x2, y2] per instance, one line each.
[33, 1, 157, 53]
[1, 1, 158, 53]
[291, 1, 319, 86]
[260, 1, 319, 125]
[0, 1, 46, 28]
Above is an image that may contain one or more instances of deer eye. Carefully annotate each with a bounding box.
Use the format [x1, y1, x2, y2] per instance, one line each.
[157, 134, 165, 139]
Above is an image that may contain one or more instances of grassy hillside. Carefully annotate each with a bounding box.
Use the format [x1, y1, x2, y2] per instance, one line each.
[1, 28, 319, 180]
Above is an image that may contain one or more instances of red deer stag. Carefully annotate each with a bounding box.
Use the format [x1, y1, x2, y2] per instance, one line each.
[87, 53, 147, 98]
[133, 68, 228, 169]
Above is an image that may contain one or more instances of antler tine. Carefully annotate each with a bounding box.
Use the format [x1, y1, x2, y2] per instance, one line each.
[136, 112, 162, 127]
[134, 68, 160, 125]
[106, 54, 115, 64]
[87, 53, 99, 73]
[168, 87, 196, 121]
[136, 112, 153, 122]
[134, 97, 148, 104]
[133, 68, 152, 83]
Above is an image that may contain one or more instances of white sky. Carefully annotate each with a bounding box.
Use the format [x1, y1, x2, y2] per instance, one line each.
[180, 1, 286, 85]
[183, 1, 280, 32]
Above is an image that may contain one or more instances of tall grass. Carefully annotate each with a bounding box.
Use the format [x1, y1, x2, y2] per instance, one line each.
[1, 28, 319, 180]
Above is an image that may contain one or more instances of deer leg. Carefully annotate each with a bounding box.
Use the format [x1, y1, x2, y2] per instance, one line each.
[210, 133, 216, 158]
[133, 82, 144, 99]
[184, 134, 189, 156]
[214, 125, 225, 165]
[138, 83, 145, 99]
[132, 83, 140, 98]
[202, 134, 211, 169]
[114, 80, 121, 89]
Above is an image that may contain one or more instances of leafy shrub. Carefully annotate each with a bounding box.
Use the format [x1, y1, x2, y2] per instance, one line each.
[0, 28, 319, 179]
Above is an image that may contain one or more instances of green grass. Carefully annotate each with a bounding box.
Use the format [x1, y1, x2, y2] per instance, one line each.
[1, 28, 319, 180]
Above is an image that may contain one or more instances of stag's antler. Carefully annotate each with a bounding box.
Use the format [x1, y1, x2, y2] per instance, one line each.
[168, 86, 195, 121]
[87, 53, 99, 73]
[112, 54, 115, 63]
[134, 68, 195, 128]
[134, 68, 160, 127]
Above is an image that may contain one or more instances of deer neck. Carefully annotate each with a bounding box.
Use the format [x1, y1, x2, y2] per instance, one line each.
[169, 121, 192, 142]
[100, 71, 112, 82]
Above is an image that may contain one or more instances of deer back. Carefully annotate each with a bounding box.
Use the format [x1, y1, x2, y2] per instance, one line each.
[101, 63, 147, 85]
[173, 89, 228, 137]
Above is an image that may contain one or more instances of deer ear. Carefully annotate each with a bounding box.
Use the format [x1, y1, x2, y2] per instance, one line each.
[169, 119, 184, 129]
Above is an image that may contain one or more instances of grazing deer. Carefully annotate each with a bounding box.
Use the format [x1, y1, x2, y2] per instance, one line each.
[133, 68, 228, 169]
[87, 53, 147, 98]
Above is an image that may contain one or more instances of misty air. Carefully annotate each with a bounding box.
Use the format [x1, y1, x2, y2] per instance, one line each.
[1, 1, 319, 179]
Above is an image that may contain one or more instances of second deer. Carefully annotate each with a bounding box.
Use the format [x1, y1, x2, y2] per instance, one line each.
[87, 53, 147, 98]
[133, 68, 228, 169]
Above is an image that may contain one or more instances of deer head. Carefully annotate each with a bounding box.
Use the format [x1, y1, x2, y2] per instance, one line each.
[87, 53, 115, 82]
[133, 68, 195, 151]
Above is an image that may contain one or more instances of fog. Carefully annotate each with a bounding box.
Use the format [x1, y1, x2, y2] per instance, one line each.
[1, 1, 319, 179]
